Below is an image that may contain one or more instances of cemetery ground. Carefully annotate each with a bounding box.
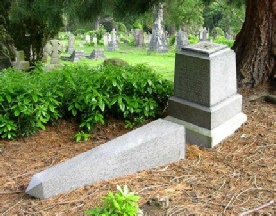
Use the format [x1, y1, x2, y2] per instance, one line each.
[0, 84, 275, 215]
[60, 43, 176, 81]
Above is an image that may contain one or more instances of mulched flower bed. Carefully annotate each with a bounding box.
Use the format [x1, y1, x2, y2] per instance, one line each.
[1, 85, 275, 215]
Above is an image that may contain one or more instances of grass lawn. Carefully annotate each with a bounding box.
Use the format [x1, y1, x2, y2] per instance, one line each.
[59, 40, 176, 81]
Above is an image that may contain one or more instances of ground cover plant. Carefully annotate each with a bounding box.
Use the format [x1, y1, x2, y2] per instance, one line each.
[0, 64, 173, 139]
[85, 185, 140, 216]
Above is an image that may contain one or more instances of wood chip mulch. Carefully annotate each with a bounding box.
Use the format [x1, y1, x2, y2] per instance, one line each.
[0, 85, 275, 215]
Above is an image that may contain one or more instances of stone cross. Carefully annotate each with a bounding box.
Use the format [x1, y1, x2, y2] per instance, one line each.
[12, 50, 30, 71]
[108, 29, 119, 51]
[46, 40, 63, 65]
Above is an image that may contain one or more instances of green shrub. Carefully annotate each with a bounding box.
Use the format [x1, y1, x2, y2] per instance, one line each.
[74, 29, 87, 35]
[213, 36, 234, 47]
[133, 19, 143, 30]
[188, 34, 199, 44]
[117, 22, 127, 33]
[85, 185, 140, 216]
[211, 27, 224, 37]
[0, 68, 63, 138]
[0, 64, 173, 139]
[87, 25, 107, 40]
[103, 58, 129, 67]
[168, 35, 175, 46]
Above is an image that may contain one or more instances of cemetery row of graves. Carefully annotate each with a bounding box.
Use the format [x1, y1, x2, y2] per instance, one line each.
[0, 4, 235, 141]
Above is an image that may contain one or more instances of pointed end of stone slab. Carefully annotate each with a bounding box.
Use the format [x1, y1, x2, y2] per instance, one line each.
[25, 175, 45, 199]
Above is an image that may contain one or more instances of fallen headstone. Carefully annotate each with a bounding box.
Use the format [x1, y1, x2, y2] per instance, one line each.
[61, 50, 85, 62]
[26, 119, 185, 199]
[86, 49, 106, 60]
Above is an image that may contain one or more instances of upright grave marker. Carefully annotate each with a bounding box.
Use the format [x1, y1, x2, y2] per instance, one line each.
[93, 35, 98, 46]
[103, 33, 109, 46]
[66, 33, 75, 53]
[134, 29, 144, 47]
[199, 27, 209, 41]
[176, 30, 189, 51]
[166, 41, 247, 148]
[85, 35, 91, 44]
[12, 50, 30, 71]
[108, 29, 119, 51]
[149, 3, 168, 53]
[44, 39, 63, 71]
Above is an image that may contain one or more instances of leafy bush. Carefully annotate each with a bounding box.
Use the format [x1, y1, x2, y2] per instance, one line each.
[87, 25, 107, 40]
[103, 58, 129, 67]
[213, 36, 234, 47]
[74, 29, 87, 35]
[117, 22, 127, 33]
[133, 19, 143, 30]
[66, 64, 173, 132]
[188, 34, 199, 44]
[0, 69, 63, 138]
[168, 35, 175, 46]
[211, 27, 224, 37]
[85, 185, 140, 216]
[0, 64, 173, 139]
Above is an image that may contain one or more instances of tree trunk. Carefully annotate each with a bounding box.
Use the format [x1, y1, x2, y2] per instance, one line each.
[233, 0, 276, 88]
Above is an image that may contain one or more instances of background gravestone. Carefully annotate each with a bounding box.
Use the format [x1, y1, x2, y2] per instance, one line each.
[103, 33, 109, 46]
[12, 50, 30, 71]
[108, 29, 119, 51]
[44, 39, 63, 71]
[176, 30, 189, 51]
[134, 29, 144, 47]
[61, 50, 85, 62]
[199, 27, 209, 41]
[148, 3, 168, 53]
[92, 35, 97, 46]
[166, 41, 247, 148]
[86, 49, 106, 60]
[66, 33, 75, 53]
[85, 35, 91, 44]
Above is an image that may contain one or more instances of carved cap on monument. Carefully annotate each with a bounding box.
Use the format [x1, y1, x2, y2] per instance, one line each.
[181, 41, 228, 57]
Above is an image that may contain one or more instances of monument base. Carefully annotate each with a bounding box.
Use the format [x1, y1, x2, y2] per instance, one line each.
[165, 113, 247, 148]
[168, 94, 243, 130]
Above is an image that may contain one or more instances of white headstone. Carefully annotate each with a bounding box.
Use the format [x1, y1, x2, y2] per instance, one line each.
[108, 29, 119, 51]
[85, 35, 91, 43]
